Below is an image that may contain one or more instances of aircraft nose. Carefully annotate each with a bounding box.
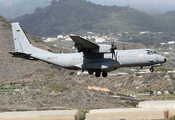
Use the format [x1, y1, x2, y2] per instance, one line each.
[164, 58, 166, 62]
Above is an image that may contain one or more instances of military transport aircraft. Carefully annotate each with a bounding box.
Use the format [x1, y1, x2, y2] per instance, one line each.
[10, 23, 166, 77]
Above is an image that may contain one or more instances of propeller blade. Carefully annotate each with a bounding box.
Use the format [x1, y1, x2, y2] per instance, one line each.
[113, 50, 115, 58]
[114, 45, 117, 50]
[111, 49, 115, 59]
[110, 39, 117, 59]
[112, 52, 113, 58]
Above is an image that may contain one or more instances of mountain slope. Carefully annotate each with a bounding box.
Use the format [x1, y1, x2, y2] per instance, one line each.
[14, 0, 163, 37]
[162, 11, 175, 29]
[0, 15, 70, 81]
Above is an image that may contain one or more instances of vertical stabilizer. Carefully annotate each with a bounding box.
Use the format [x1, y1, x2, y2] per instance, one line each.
[11, 23, 32, 54]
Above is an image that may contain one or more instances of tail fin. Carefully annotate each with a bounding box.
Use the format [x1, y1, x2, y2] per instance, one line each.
[10, 23, 54, 59]
[11, 22, 32, 54]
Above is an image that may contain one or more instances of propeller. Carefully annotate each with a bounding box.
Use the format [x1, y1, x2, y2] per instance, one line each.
[110, 40, 117, 59]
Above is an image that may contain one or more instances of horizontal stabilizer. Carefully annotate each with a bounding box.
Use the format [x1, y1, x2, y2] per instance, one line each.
[9, 51, 35, 60]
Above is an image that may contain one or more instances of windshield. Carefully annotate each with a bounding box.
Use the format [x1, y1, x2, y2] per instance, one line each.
[147, 50, 158, 55]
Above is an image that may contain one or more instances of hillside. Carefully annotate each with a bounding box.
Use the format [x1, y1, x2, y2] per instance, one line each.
[162, 11, 175, 29]
[0, 15, 70, 81]
[14, 0, 164, 37]
[0, 71, 175, 112]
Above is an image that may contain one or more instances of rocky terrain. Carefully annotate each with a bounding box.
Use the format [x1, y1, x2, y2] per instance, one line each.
[0, 72, 175, 112]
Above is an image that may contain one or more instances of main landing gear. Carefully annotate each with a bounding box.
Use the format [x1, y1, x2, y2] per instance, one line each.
[149, 67, 154, 72]
[88, 70, 108, 77]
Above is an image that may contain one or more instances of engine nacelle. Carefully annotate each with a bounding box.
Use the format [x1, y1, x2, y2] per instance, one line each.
[90, 44, 111, 53]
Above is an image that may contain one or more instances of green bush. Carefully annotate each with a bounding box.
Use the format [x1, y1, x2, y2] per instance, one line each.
[82, 110, 89, 113]
[69, 71, 75, 75]
[157, 67, 168, 72]
[168, 115, 175, 120]
[48, 49, 52, 52]
[144, 89, 154, 95]
[168, 88, 174, 94]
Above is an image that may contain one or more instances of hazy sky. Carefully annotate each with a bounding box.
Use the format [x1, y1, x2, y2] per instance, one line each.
[0, 0, 51, 18]
[0, 0, 175, 18]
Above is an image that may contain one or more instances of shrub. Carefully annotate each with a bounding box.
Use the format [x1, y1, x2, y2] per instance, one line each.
[69, 71, 75, 75]
[168, 88, 174, 94]
[36, 68, 42, 72]
[48, 49, 52, 52]
[143, 88, 154, 95]
[50, 82, 70, 92]
[157, 67, 168, 72]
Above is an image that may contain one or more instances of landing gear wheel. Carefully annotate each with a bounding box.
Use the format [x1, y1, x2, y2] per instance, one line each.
[88, 70, 94, 75]
[102, 72, 108, 77]
[95, 70, 101, 77]
[150, 68, 154, 72]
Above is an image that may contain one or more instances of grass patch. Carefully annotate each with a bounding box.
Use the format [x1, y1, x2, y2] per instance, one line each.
[49, 82, 70, 92]
[35, 68, 42, 72]
[0, 86, 24, 94]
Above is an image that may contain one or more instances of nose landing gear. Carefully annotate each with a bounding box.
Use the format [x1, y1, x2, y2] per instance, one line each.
[150, 67, 154, 72]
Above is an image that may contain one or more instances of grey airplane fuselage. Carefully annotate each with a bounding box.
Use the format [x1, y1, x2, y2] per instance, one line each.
[31, 49, 165, 72]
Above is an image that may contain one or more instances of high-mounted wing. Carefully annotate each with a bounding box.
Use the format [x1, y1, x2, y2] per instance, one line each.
[70, 36, 99, 52]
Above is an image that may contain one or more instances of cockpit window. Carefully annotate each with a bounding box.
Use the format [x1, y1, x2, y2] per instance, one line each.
[147, 50, 158, 55]
[153, 51, 157, 54]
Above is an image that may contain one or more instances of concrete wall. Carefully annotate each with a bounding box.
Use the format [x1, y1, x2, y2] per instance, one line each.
[139, 100, 175, 109]
[86, 108, 168, 120]
[1, 100, 175, 120]
[86, 100, 175, 120]
[0, 110, 79, 120]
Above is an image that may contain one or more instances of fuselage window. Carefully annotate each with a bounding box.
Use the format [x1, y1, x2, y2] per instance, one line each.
[151, 51, 153, 54]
